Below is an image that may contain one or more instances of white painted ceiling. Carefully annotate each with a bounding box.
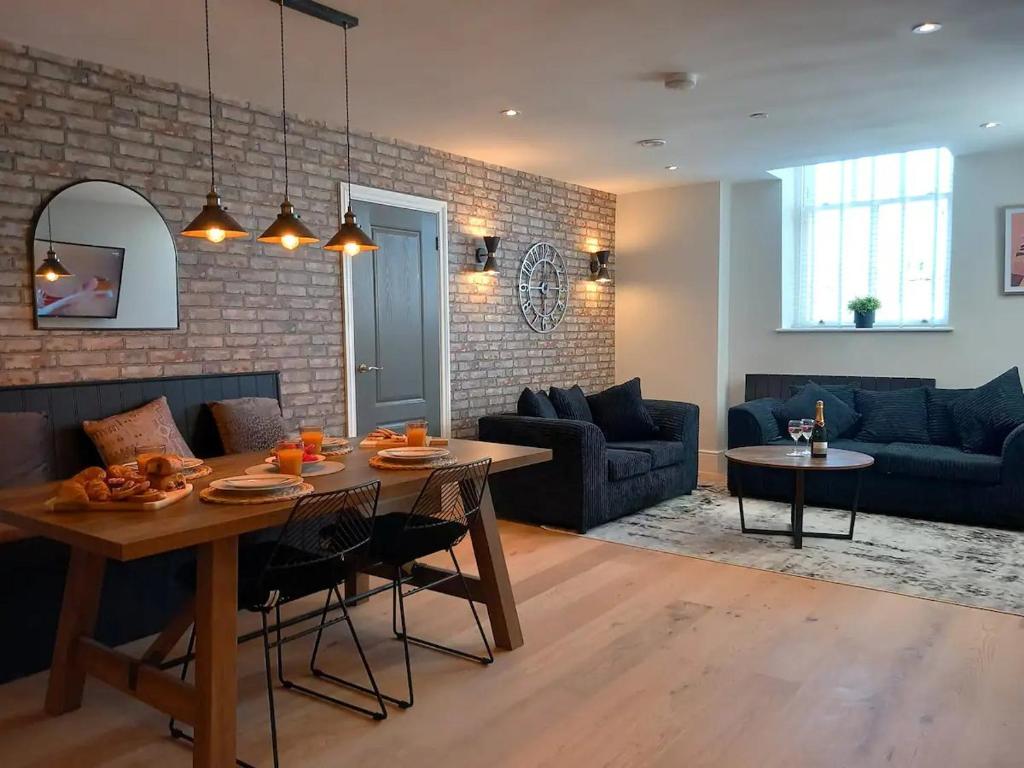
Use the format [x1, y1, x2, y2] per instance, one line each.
[5, 0, 1024, 192]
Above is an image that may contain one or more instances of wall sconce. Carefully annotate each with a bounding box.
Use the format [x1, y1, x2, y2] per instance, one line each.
[476, 235, 500, 274]
[590, 249, 612, 284]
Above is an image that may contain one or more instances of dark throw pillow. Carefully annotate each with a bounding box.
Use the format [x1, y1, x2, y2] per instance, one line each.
[0, 412, 50, 487]
[855, 387, 930, 444]
[549, 385, 594, 422]
[773, 382, 859, 441]
[787, 381, 859, 411]
[586, 378, 659, 441]
[517, 387, 558, 419]
[950, 368, 1024, 454]
[924, 387, 971, 446]
[210, 397, 288, 454]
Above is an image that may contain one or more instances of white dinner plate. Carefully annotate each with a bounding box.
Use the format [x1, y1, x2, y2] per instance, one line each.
[265, 454, 326, 467]
[210, 475, 303, 493]
[377, 447, 451, 462]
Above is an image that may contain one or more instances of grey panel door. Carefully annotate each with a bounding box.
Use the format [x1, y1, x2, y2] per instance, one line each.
[351, 200, 441, 435]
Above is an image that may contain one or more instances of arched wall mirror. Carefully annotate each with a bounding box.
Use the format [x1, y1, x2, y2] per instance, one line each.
[32, 180, 179, 330]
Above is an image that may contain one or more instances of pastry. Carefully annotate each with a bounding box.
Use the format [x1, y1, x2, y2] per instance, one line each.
[107, 464, 139, 479]
[84, 479, 111, 502]
[151, 472, 186, 492]
[111, 479, 150, 500]
[55, 480, 90, 507]
[146, 456, 184, 476]
[72, 466, 107, 484]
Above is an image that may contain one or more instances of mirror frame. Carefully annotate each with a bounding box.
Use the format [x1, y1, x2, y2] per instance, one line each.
[29, 179, 180, 331]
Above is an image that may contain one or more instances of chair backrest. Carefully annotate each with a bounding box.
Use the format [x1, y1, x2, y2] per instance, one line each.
[404, 458, 492, 533]
[259, 480, 381, 588]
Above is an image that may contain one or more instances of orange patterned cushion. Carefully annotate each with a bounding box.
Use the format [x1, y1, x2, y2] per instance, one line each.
[82, 396, 194, 466]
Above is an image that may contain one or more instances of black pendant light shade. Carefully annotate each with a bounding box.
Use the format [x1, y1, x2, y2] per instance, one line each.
[36, 248, 72, 282]
[324, 206, 378, 254]
[257, 199, 319, 250]
[182, 0, 248, 243]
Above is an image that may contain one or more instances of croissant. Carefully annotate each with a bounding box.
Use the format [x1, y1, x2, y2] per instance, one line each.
[72, 466, 107, 485]
[146, 455, 184, 476]
[84, 479, 111, 502]
[55, 480, 90, 508]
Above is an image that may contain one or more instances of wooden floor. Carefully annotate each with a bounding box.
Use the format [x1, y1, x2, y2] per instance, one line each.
[1, 521, 1022, 768]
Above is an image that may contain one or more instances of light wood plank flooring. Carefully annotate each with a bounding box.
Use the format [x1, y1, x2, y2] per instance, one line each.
[1, 521, 1022, 767]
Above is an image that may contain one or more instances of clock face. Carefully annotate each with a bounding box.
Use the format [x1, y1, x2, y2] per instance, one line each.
[518, 242, 568, 333]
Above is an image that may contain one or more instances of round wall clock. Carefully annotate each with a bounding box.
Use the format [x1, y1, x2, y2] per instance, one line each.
[518, 242, 569, 333]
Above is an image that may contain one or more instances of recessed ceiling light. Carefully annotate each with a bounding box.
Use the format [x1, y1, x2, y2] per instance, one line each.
[912, 21, 942, 34]
[637, 138, 667, 149]
[499, 108, 520, 117]
[665, 165, 679, 171]
[980, 121, 1001, 129]
[749, 112, 768, 119]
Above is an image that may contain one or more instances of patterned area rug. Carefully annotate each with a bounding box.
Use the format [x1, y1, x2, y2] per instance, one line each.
[580, 486, 1024, 615]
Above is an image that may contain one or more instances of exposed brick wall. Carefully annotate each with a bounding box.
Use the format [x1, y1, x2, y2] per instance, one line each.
[0, 41, 615, 437]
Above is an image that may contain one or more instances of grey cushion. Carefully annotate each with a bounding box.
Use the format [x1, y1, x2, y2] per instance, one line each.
[209, 397, 288, 454]
[854, 387, 930, 444]
[925, 388, 970, 446]
[607, 440, 686, 469]
[774, 382, 859, 441]
[517, 387, 557, 419]
[0, 412, 50, 487]
[606, 449, 652, 481]
[950, 368, 1024, 454]
[550, 385, 594, 422]
[878, 442, 1002, 485]
[788, 382, 859, 411]
[586, 378, 658, 441]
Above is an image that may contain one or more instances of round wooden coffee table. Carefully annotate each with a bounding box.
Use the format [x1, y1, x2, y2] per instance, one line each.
[724, 446, 874, 549]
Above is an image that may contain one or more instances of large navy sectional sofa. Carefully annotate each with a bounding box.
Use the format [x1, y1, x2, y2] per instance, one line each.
[728, 373, 1024, 529]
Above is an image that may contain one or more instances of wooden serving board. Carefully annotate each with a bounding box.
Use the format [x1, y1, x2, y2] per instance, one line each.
[359, 436, 448, 448]
[50, 484, 194, 512]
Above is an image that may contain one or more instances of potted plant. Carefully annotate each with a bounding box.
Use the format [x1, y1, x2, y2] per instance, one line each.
[848, 296, 881, 329]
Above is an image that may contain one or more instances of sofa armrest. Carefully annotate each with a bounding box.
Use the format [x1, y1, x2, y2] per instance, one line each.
[478, 415, 607, 532]
[728, 398, 782, 448]
[1001, 423, 1024, 485]
[643, 400, 699, 446]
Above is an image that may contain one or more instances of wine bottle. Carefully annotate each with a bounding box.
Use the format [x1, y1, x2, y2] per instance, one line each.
[811, 400, 828, 458]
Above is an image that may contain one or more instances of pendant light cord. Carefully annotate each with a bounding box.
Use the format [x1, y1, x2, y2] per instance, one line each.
[279, 0, 290, 201]
[46, 204, 54, 249]
[204, 0, 216, 190]
[344, 23, 352, 202]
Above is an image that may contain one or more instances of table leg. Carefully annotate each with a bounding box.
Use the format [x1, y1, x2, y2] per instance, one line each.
[45, 548, 106, 715]
[193, 537, 238, 768]
[849, 470, 863, 538]
[468, 486, 523, 650]
[793, 470, 805, 549]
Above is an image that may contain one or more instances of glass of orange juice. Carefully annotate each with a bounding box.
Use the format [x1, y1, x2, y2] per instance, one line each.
[135, 443, 166, 473]
[299, 424, 324, 455]
[275, 439, 305, 476]
[406, 419, 428, 447]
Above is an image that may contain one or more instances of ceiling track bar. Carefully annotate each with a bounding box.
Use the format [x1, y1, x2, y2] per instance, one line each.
[268, 0, 358, 29]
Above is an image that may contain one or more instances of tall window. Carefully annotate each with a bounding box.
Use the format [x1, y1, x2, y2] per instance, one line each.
[777, 147, 953, 328]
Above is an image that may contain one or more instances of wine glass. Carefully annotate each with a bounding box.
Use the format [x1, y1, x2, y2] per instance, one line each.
[800, 418, 815, 456]
[787, 420, 803, 456]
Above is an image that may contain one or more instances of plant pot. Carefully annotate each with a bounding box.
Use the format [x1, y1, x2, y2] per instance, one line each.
[853, 309, 875, 329]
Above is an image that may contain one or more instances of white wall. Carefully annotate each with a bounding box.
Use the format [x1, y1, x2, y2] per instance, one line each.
[616, 182, 730, 474]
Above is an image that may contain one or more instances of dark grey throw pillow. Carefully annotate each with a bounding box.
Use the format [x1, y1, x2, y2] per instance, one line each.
[924, 387, 971, 446]
[586, 378, 659, 441]
[549, 385, 594, 422]
[855, 387, 930, 444]
[0, 412, 50, 487]
[773, 382, 859, 441]
[950, 368, 1024, 454]
[209, 397, 288, 454]
[787, 382, 859, 411]
[517, 387, 558, 419]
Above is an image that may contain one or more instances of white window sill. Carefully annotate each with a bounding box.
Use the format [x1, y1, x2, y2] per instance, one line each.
[776, 326, 953, 333]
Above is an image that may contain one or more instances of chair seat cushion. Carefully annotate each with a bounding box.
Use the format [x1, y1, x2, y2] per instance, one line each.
[607, 440, 686, 469]
[829, 439, 892, 458]
[606, 448, 652, 481]
[370, 513, 467, 565]
[877, 442, 1002, 485]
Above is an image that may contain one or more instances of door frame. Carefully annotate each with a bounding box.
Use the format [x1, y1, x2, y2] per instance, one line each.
[339, 183, 452, 438]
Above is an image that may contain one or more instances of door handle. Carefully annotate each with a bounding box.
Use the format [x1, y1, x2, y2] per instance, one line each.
[356, 363, 383, 373]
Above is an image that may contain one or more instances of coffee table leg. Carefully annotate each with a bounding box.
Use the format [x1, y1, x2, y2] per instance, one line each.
[735, 467, 748, 532]
[793, 470, 805, 549]
[849, 470, 863, 538]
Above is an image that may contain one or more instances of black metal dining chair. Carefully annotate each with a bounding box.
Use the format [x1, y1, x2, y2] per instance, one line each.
[169, 480, 387, 768]
[368, 458, 494, 709]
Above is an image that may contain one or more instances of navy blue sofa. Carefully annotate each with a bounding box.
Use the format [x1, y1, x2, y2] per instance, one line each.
[728, 374, 1024, 529]
[479, 399, 699, 533]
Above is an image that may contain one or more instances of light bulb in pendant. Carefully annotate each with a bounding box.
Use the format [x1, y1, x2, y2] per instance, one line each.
[343, 241, 361, 256]
[45, 270, 58, 282]
[206, 227, 226, 243]
[281, 233, 300, 251]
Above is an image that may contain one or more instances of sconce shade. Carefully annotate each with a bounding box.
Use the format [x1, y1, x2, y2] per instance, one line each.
[481, 253, 499, 273]
[476, 235, 500, 273]
[35, 249, 72, 281]
[257, 200, 319, 250]
[483, 235, 501, 254]
[592, 249, 613, 283]
[324, 206, 379, 253]
[182, 190, 248, 242]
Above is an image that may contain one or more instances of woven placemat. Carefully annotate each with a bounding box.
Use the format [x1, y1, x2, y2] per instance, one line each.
[322, 445, 353, 457]
[182, 464, 213, 480]
[199, 482, 315, 505]
[368, 455, 458, 471]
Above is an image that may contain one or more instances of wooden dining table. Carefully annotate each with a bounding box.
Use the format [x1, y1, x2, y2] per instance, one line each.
[0, 437, 550, 767]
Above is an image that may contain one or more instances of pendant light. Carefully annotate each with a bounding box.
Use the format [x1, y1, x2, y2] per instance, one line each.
[35, 206, 72, 282]
[324, 23, 377, 255]
[258, 0, 318, 251]
[182, 0, 247, 243]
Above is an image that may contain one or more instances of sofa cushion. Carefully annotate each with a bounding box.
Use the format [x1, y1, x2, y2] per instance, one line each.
[209, 397, 288, 454]
[854, 387, 930, 444]
[82, 396, 194, 466]
[607, 440, 685, 469]
[586, 378, 659, 441]
[773, 382, 859, 441]
[0, 412, 50, 487]
[878, 442, 1002, 485]
[606, 449, 652, 481]
[788, 382, 859, 411]
[550, 385, 594, 422]
[830, 439, 893, 459]
[516, 387, 557, 419]
[925, 388, 971, 446]
[951, 368, 1024, 454]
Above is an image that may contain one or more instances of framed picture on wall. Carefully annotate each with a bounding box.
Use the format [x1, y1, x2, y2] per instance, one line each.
[1006, 207, 1024, 294]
